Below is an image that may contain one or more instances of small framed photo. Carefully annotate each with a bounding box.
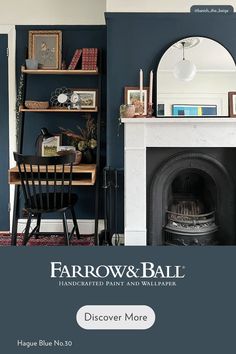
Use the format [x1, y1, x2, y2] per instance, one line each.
[228, 92, 236, 117]
[28, 30, 62, 69]
[41, 135, 61, 157]
[125, 87, 149, 116]
[73, 89, 97, 109]
[172, 104, 217, 117]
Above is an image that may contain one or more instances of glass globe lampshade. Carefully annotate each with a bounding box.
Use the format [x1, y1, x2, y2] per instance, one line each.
[173, 59, 197, 81]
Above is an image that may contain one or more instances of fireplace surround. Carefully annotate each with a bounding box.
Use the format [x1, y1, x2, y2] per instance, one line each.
[122, 118, 236, 245]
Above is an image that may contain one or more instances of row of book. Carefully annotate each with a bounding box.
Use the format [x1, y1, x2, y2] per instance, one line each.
[68, 48, 98, 70]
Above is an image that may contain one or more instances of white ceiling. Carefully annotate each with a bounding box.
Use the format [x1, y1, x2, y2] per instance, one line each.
[158, 37, 236, 72]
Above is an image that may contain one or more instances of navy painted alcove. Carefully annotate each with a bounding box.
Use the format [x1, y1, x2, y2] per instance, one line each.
[106, 12, 236, 232]
[16, 25, 107, 220]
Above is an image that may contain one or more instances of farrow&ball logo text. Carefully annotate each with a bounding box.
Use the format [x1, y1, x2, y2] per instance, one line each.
[50, 262, 186, 288]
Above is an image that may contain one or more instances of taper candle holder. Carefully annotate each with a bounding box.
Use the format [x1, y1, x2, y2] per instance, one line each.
[147, 103, 154, 117]
[137, 102, 144, 116]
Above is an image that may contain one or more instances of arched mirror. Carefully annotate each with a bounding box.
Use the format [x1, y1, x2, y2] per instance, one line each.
[156, 37, 236, 117]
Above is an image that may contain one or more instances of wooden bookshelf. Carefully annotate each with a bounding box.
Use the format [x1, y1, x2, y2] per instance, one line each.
[19, 105, 98, 113]
[9, 164, 96, 186]
[21, 66, 98, 75]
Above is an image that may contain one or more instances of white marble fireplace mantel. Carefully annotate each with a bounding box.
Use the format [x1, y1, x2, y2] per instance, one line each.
[122, 117, 236, 245]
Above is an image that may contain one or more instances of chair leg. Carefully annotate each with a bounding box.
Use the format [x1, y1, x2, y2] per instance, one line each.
[71, 206, 80, 239]
[35, 214, 41, 239]
[22, 213, 32, 246]
[62, 212, 70, 246]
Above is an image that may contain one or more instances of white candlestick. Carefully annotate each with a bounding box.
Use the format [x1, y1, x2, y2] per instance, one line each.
[140, 69, 143, 103]
[149, 70, 153, 105]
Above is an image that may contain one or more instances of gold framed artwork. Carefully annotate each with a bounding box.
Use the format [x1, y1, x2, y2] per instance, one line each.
[124, 86, 149, 116]
[28, 30, 62, 70]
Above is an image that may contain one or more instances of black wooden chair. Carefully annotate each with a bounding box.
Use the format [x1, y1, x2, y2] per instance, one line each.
[14, 152, 80, 246]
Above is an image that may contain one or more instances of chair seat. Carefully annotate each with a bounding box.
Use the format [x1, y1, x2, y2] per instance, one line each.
[25, 193, 78, 213]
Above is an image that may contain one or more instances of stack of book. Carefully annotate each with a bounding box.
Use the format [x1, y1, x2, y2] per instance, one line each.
[68, 48, 98, 71]
[81, 48, 98, 70]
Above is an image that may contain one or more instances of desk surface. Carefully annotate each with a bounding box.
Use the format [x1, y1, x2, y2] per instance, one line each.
[8, 164, 96, 186]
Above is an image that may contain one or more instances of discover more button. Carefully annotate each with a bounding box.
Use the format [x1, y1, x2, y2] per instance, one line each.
[76, 305, 156, 330]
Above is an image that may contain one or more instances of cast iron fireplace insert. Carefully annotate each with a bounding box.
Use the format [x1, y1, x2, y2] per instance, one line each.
[147, 149, 236, 246]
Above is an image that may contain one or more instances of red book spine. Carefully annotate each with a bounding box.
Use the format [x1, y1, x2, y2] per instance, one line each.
[82, 48, 98, 70]
[68, 49, 82, 70]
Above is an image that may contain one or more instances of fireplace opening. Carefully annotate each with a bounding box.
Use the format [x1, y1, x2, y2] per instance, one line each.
[148, 150, 236, 246]
[164, 169, 218, 245]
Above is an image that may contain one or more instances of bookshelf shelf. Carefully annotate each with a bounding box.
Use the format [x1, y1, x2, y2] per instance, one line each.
[19, 105, 98, 113]
[21, 66, 98, 75]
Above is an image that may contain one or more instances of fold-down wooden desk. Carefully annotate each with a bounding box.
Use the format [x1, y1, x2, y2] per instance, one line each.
[8, 164, 96, 245]
[9, 164, 96, 186]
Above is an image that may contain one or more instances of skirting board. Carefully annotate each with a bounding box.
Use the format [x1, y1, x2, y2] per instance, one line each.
[17, 219, 104, 235]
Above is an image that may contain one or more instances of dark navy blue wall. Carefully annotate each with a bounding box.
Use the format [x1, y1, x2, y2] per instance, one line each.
[16, 25, 106, 219]
[106, 13, 236, 168]
[106, 12, 236, 232]
[0, 34, 9, 230]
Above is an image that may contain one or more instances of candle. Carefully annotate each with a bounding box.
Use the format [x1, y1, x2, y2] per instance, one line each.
[149, 70, 153, 105]
[140, 69, 143, 103]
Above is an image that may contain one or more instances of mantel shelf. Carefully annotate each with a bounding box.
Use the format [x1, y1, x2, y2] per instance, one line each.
[19, 105, 98, 113]
[21, 66, 99, 75]
[121, 117, 236, 123]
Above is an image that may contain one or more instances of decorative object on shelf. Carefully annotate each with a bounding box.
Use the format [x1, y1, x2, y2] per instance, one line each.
[73, 89, 97, 109]
[50, 87, 72, 108]
[82, 48, 98, 70]
[60, 114, 97, 163]
[68, 49, 82, 70]
[173, 41, 197, 82]
[58, 146, 76, 153]
[139, 68, 143, 104]
[74, 150, 83, 165]
[120, 104, 135, 118]
[41, 134, 61, 157]
[28, 30, 62, 70]
[157, 103, 165, 116]
[61, 60, 67, 70]
[228, 92, 236, 117]
[25, 59, 38, 70]
[24, 100, 49, 110]
[70, 92, 81, 109]
[172, 104, 217, 117]
[148, 70, 153, 115]
[35, 127, 54, 155]
[57, 146, 82, 165]
[125, 86, 149, 116]
[147, 103, 154, 117]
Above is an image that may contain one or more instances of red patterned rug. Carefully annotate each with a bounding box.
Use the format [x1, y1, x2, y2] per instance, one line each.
[0, 233, 95, 246]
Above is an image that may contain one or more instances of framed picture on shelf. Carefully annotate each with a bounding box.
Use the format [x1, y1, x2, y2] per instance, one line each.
[28, 30, 62, 70]
[228, 92, 236, 117]
[41, 135, 61, 157]
[172, 104, 217, 117]
[72, 89, 97, 109]
[124, 87, 149, 116]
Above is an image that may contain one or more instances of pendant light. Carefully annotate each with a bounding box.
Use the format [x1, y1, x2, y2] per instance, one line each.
[173, 41, 197, 81]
